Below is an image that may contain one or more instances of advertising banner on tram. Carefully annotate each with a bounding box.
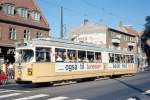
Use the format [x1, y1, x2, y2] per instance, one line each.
[55, 63, 103, 72]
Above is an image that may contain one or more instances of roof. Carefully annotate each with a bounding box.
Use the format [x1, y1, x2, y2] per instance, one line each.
[0, 0, 37, 10]
[117, 21, 139, 37]
[108, 28, 136, 37]
[70, 20, 108, 38]
[124, 26, 139, 36]
[0, 0, 49, 31]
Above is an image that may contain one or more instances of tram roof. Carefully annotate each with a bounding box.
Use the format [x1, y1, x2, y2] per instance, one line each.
[16, 37, 133, 54]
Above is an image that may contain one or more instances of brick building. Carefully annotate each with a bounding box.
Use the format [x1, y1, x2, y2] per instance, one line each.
[0, 0, 49, 63]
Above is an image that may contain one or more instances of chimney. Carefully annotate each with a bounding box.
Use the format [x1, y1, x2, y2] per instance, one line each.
[83, 19, 89, 25]
[118, 21, 123, 27]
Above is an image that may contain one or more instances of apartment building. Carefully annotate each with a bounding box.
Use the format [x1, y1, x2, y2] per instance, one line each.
[70, 20, 138, 53]
[0, 0, 49, 63]
[70, 19, 108, 48]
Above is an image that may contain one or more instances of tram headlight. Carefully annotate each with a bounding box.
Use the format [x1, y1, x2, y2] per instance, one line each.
[18, 71, 22, 74]
[17, 66, 22, 75]
[27, 68, 32, 76]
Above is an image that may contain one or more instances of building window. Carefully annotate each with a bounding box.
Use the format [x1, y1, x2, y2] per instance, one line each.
[9, 27, 16, 40]
[109, 31, 112, 37]
[123, 35, 126, 41]
[24, 30, 30, 41]
[31, 11, 40, 21]
[36, 32, 42, 38]
[17, 8, 28, 18]
[2, 4, 15, 15]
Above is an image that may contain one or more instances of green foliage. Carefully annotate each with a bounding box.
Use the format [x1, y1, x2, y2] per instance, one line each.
[146, 16, 150, 22]
[141, 17, 150, 52]
[144, 16, 150, 36]
[141, 16, 150, 67]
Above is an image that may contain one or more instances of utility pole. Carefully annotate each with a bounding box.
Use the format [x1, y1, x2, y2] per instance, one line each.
[60, 6, 63, 38]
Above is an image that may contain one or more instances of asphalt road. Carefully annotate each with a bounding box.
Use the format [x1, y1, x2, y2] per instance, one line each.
[1, 72, 150, 100]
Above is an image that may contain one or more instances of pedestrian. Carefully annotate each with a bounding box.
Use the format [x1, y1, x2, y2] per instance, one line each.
[8, 63, 14, 79]
[2, 63, 6, 75]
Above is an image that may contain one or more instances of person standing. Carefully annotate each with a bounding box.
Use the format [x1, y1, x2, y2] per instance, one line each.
[8, 63, 14, 79]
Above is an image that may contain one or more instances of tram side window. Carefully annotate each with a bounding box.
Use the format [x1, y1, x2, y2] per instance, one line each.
[129, 55, 134, 63]
[120, 54, 123, 63]
[36, 47, 51, 62]
[115, 54, 120, 63]
[130, 55, 134, 63]
[109, 53, 114, 63]
[55, 48, 66, 62]
[128, 55, 131, 63]
[78, 50, 86, 62]
[125, 55, 130, 63]
[87, 51, 94, 62]
[95, 52, 101, 62]
[125, 55, 128, 63]
[122, 55, 126, 63]
[67, 49, 77, 62]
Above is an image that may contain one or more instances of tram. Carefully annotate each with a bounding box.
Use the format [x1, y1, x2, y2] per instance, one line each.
[14, 38, 137, 84]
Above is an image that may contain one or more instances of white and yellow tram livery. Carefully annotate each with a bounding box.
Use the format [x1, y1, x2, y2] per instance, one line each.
[14, 38, 137, 84]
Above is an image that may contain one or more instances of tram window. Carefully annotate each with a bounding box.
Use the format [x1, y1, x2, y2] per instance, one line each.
[109, 53, 114, 63]
[120, 54, 124, 63]
[36, 47, 51, 62]
[67, 49, 77, 62]
[125, 55, 130, 63]
[129, 55, 134, 63]
[78, 50, 86, 62]
[130, 55, 134, 63]
[95, 52, 101, 62]
[55, 48, 66, 62]
[87, 51, 94, 62]
[128, 55, 131, 63]
[115, 54, 120, 63]
[125, 55, 128, 63]
[122, 55, 126, 63]
[18, 50, 34, 63]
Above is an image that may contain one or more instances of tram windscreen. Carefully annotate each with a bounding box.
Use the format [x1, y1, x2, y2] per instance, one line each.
[16, 49, 34, 63]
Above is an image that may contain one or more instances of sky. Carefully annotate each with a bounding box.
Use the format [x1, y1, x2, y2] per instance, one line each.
[36, 0, 150, 38]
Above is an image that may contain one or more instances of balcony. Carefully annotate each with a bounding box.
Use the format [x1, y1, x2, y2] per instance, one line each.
[112, 38, 120, 44]
[128, 42, 135, 46]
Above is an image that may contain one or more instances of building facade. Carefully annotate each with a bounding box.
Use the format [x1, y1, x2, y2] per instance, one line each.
[107, 28, 137, 53]
[70, 20, 108, 48]
[70, 20, 137, 53]
[0, 0, 49, 63]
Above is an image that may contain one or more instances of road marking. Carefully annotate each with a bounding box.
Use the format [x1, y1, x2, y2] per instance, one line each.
[0, 93, 21, 99]
[47, 96, 69, 100]
[0, 90, 17, 93]
[15, 90, 31, 93]
[127, 98, 137, 100]
[143, 89, 150, 94]
[0, 89, 31, 93]
[14, 94, 49, 100]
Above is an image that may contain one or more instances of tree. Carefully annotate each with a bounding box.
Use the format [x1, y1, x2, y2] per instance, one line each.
[141, 16, 150, 67]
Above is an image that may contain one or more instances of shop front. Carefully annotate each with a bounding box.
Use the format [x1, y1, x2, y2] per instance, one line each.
[0, 46, 15, 64]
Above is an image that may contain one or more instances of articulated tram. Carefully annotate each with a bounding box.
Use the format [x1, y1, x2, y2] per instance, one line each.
[14, 38, 137, 84]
